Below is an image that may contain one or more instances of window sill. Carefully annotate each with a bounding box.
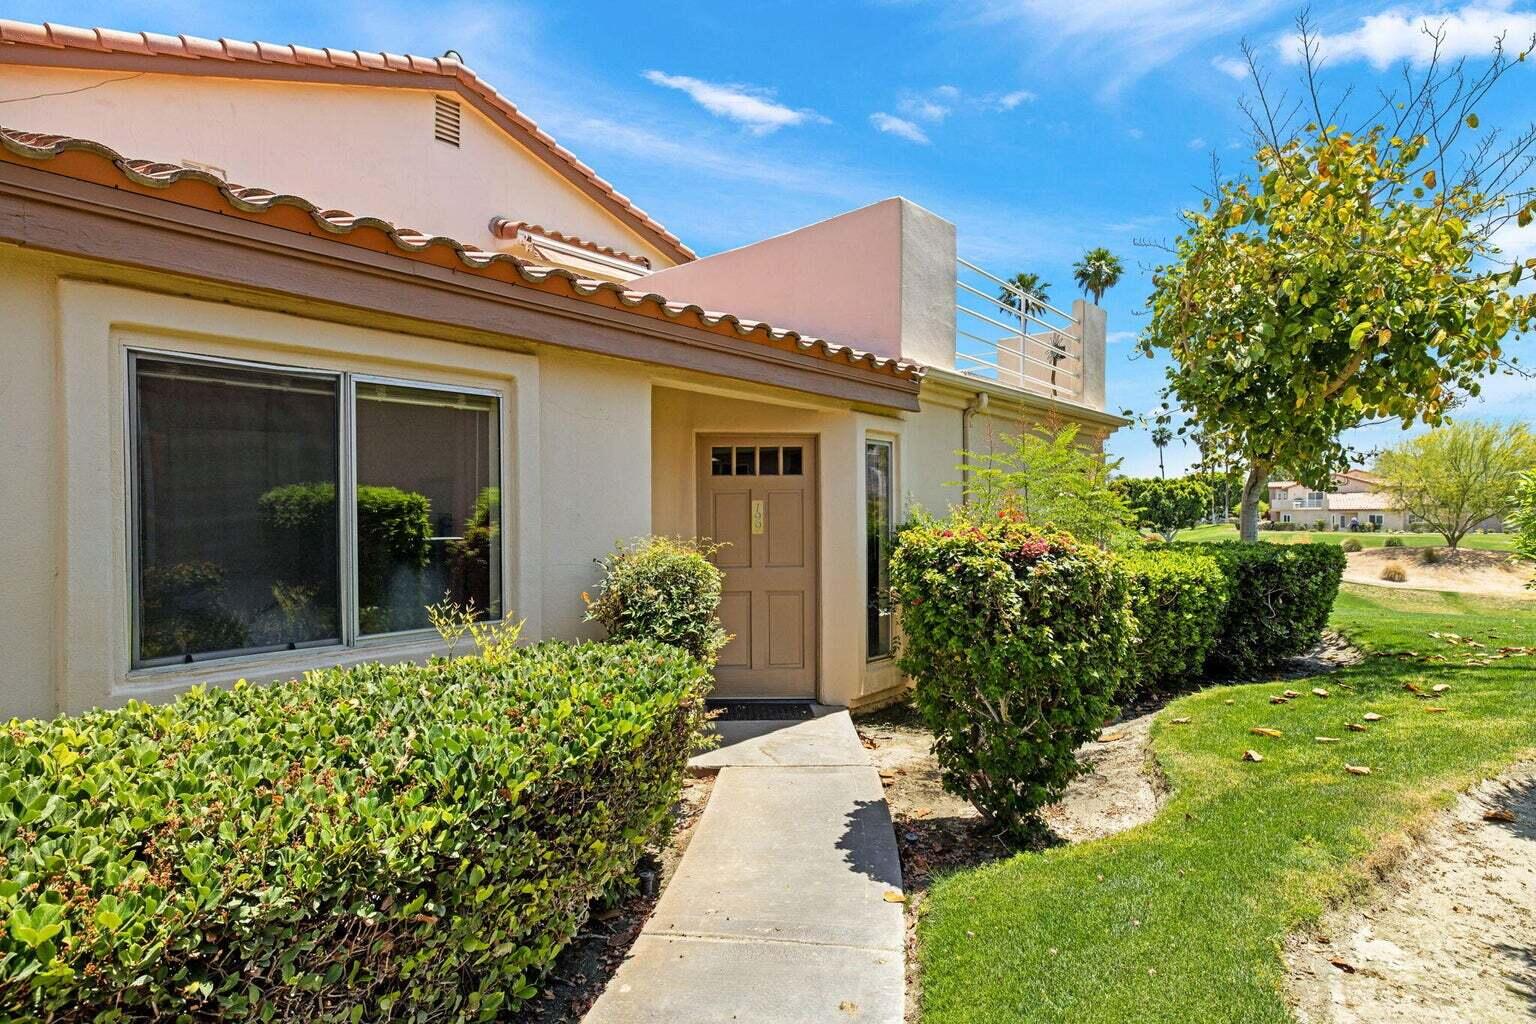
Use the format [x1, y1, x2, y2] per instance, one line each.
[118, 634, 453, 703]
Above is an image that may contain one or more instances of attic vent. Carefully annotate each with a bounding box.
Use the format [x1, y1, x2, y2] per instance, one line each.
[434, 95, 461, 147]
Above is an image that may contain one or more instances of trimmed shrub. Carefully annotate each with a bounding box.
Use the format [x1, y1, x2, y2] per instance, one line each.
[1119, 547, 1228, 693]
[1380, 561, 1408, 582]
[1184, 542, 1345, 677]
[0, 642, 710, 1022]
[890, 515, 1135, 839]
[1340, 538, 1363, 552]
[585, 537, 729, 663]
[1384, 537, 1405, 548]
[1419, 546, 1444, 565]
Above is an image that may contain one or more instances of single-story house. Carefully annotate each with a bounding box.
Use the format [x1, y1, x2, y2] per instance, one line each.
[0, 19, 1125, 720]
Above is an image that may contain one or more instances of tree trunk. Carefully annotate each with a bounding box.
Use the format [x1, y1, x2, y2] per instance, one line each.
[1158, 449, 1166, 479]
[1239, 462, 1270, 542]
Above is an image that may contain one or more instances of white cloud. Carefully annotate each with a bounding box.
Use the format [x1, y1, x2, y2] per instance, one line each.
[1188, 136, 1207, 150]
[1127, 126, 1146, 139]
[870, 112, 931, 143]
[995, 88, 1036, 109]
[897, 92, 955, 123]
[1106, 329, 1139, 344]
[971, 0, 1283, 98]
[1211, 54, 1250, 79]
[1281, 2, 1536, 68]
[642, 70, 825, 134]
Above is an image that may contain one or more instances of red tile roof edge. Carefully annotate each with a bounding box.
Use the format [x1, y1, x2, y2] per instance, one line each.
[489, 217, 651, 269]
[0, 125, 923, 384]
[0, 18, 696, 263]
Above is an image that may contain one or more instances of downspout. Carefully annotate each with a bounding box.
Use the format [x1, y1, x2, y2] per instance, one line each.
[960, 391, 989, 505]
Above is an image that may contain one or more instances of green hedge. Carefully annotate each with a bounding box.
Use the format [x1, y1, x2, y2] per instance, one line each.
[890, 516, 1134, 840]
[1119, 547, 1228, 693]
[1, 642, 710, 1022]
[585, 537, 728, 663]
[1184, 542, 1345, 677]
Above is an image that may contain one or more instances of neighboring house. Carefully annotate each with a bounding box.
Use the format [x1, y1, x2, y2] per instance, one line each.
[1268, 470, 1408, 530]
[0, 19, 1124, 720]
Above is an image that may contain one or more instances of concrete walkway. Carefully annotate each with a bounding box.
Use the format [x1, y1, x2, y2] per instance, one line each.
[585, 708, 905, 1023]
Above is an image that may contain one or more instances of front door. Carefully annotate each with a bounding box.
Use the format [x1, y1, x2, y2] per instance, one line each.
[696, 436, 818, 699]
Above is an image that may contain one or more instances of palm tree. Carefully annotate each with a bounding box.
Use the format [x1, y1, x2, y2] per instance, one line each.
[998, 272, 1050, 318]
[1151, 425, 1173, 479]
[1072, 247, 1124, 305]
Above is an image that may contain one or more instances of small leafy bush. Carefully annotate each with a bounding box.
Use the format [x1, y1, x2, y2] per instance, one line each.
[0, 642, 710, 1022]
[890, 515, 1134, 839]
[1419, 546, 1444, 564]
[1184, 542, 1345, 677]
[1384, 537, 1405, 548]
[1340, 538, 1363, 552]
[1380, 561, 1408, 582]
[1119, 547, 1228, 693]
[585, 537, 728, 662]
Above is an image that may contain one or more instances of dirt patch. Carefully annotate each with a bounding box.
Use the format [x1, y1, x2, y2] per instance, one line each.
[1345, 547, 1535, 598]
[855, 701, 1168, 1022]
[1285, 766, 1536, 1024]
[517, 774, 713, 1023]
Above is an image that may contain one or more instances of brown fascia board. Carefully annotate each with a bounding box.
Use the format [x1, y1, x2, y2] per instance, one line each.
[0, 43, 695, 267]
[0, 160, 921, 410]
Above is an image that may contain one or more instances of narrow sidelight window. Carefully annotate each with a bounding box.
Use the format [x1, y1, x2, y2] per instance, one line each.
[132, 356, 341, 665]
[865, 439, 894, 659]
[131, 354, 506, 668]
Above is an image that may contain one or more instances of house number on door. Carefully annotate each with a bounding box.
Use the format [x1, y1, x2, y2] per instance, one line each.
[751, 499, 765, 535]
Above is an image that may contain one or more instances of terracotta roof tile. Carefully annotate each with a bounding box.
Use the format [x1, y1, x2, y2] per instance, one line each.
[0, 124, 922, 387]
[0, 18, 695, 262]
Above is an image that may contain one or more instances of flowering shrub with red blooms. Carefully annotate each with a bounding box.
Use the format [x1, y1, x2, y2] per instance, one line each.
[889, 515, 1134, 840]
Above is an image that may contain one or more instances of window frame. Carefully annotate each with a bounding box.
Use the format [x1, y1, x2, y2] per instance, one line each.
[864, 434, 897, 662]
[126, 348, 508, 668]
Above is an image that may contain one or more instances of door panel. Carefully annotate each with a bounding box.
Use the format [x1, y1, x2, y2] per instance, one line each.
[697, 436, 818, 699]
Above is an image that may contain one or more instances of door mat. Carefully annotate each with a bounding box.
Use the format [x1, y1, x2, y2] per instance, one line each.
[706, 700, 815, 722]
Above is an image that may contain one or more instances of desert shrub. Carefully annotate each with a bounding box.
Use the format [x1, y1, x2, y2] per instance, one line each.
[1184, 542, 1345, 677]
[1380, 561, 1408, 582]
[1384, 537, 1405, 548]
[1119, 547, 1228, 693]
[585, 537, 728, 662]
[1419, 546, 1444, 564]
[890, 514, 1135, 839]
[0, 641, 709, 1022]
[1340, 538, 1363, 552]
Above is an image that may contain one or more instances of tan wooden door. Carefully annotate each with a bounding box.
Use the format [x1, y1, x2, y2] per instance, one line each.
[696, 436, 818, 699]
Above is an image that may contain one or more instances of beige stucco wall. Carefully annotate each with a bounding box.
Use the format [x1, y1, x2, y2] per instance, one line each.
[0, 65, 671, 268]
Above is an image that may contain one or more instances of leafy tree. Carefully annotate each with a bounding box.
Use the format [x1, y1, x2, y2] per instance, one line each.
[1374, 420, 1536, 549]
[1142, 21, 1536, 541]
[1150, 425, 1173, 478]
[1511, 471, 1536, 584]
[998, 272, 1051, 318]
[1114, 476, 1214, 541]
[957, 421, 1136, 546]
[1072, 247, 1124, 304]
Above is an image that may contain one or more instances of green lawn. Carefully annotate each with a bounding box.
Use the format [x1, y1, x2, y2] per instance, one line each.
[916, 584, 1536, 1024]
[1174, 522, 1519, 551]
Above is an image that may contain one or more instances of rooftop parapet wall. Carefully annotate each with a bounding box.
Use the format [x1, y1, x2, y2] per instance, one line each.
[632, 197, 957, 374]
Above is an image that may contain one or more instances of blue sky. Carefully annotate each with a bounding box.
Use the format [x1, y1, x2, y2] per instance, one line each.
[12, 0, 1536, 477]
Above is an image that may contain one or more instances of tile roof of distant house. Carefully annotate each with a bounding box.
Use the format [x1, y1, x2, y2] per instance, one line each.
[0, 18, 695, 264]
[0, 125, 923, 388]
[1325, 492, 1396, 512]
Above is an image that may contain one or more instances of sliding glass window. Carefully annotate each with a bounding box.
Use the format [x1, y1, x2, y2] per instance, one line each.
[130, 353, 503, 667]
[865, 438, 895, 660]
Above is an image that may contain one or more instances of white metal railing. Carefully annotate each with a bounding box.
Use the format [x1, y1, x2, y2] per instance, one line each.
[955, 258, 1081, 400]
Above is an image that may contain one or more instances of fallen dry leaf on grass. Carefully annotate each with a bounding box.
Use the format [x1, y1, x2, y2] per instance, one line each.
[1329, 958, 1358, 974]
[1425, 706, 1449, 714]
[1347, 723, 1368, 732]
[1363, 712, 1383, 722]
[1284, 690, 1302, 699]
[1243, 749, 1265, 762]
[1483, 808, 1518, 823]
[1403, 682, 1423, 693]
[1431, 683, 1451, 693]
[1270, 696, 1291, 705]
[1224, 699, 1235, 705]
[1098, 730, 1126, 742]
[1344, 764, 1372, 776]
[1312, 688, 1330, 698]
[1250, 727, 1283, 738]
[1315, 737, 1340, 743]
[1170, 717, 1192, 725]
